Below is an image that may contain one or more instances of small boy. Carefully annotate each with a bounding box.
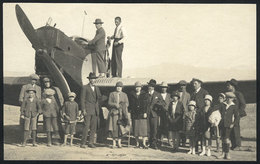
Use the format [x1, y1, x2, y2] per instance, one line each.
[20, 87, 41, 147]
[61, 92, 79, 146]
[217, 92, 239, 160]
[212, 93, 226, 152]
[199, 95, 214, 156]
[41, 88, 60, 146]
[184, 100, 198, 155]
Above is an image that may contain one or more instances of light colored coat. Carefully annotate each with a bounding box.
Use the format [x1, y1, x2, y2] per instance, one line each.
[19, 84, 41, 103]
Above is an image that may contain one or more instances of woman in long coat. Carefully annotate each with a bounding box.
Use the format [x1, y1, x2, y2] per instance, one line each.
[128, 81, 148, 148]
[108, 81, 129, 148]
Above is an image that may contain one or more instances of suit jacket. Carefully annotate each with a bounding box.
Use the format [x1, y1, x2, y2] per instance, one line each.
[167, 101, 184, 131]
[219, 103, 239, 128]
[234, 91, 246, 117]
[20, 97, 41, 118]
[80, 84, 102, 116]
[42, 86, 64, 107]
[158, 93, 172, 112]
[61, 101, 79, 121]
[190, 87, 209, 110]
[144, 91, 162, 118]
[128, 91, 146, 119]
[176, 90, 190, 113]
[19, 84, 41, 103]
[41, 98, 59, 117]
[88, 27, 106, 52]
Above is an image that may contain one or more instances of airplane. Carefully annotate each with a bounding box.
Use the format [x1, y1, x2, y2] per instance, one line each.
[4, 4, 256, 114]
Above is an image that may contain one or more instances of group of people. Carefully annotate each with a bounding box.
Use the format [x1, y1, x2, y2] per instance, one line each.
[18, 73, 246, 160]
[86, 17, 126, 78]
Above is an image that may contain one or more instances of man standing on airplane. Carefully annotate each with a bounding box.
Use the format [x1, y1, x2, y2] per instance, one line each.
[108, 16, 126, 78]
[88, 18, 107, 78]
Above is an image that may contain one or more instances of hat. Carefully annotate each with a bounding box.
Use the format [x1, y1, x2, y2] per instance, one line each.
[93, 18, 104, 24]
[171, 91, 180, 99]
[87, 72, 98, 79]
[68, 92, 76, 98]
[190, 78, 203, 84]
[160, 81, 168, 88]
[147, 79, 156, 87]
[225, 92, 236, 98]
[218, 93, 226, 99]
[44, 88, 55, 96]
[135, 81, 142, 87]
[26, 87, 36, 93]
[30, 74, 39, 80]
[43, 77, 51, 83]
[116, 81, 123, 87]
[188, 100, 196, 107]
[178, 80, 187, 86]
[204, 94, 213, 102]
[226, 78, 238, 87]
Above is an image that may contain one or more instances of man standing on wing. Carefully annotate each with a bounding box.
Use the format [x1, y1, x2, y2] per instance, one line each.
[108, 16, 126, 78]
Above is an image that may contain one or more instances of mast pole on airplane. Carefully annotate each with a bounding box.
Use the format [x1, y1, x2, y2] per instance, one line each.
[81, 10, 87, 37]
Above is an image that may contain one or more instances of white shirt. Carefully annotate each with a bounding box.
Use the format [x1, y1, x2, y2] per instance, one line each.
[29, 97, 34, 102]
[149, 90, 154, 95]
[171, 101, 178, 115]
[46, 98, 52, 103]
[195, 87, 201, 93]
[112, 24, 126, 44]
[90, 85, 95, 92]
[161, 93, 167, 100]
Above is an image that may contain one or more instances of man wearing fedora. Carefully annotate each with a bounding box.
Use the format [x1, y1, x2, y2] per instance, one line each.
[144, 79, 163, 149]
[176, 80, 190, 146]
[157, 81, 172, 146]
[80, 72, 102, 148]
[226, 78, 246, 151]
[190, 78, 209, 152]
[107, 17, 127, 78]
[88, 18, 107, 78]
[19, 74, 41, 105]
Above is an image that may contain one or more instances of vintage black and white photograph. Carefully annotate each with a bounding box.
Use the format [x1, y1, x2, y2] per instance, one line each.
[3, 3, 256, 160]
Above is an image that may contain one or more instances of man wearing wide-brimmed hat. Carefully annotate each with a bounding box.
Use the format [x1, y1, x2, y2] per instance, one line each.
[144, 79, 163, 149]
[80, 72, 102, 148]
[226, 78, 246, 151]
[190, 78, 209, 152]
[87, 18, 107, 78]
[19, 74, 41, 105]
[157, 81, 171, 146]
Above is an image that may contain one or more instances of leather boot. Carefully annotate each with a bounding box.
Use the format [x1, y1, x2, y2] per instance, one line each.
[32, 130, 37, 147]
[47, 132, 52, 146]
[225, 143, 231, 160]
[22, 131, 28, 147]
[217, 143, 225, 159]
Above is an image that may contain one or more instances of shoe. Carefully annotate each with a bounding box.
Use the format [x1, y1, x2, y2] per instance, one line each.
[199, 151, 206, 156]
[233, 146, 241, 151]
[88, 144, 96, 148]
[69, 143, 73, 146]
[61, 143, 66, 146]
[80, 144, 87, 148]
[32, 143, 38, 147]
[187, 150, 192, 154]
[206, 149, 211, 156]
[217, 153, 225, 159]
[47, 143, 52, 147]
[225, 153, 231, 160]
[21, 142, 26, 147]
[143, 145, 149, 149]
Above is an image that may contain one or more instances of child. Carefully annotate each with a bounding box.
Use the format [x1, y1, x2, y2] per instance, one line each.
[217, 92, 239, 160]
[199, 95, 214, 156]
[61, 92, 79, 146]
[20, 87, 41, 147]
[212, 93, 226, 152]
[184, 100, 198, 155]
[167, 91, 184, 151]
[41, 88, 60, 146]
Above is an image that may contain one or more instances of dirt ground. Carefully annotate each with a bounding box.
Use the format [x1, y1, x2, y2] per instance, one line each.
[4, 104, 256, 161]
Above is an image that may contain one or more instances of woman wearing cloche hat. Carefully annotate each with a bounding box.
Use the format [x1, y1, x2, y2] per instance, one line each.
[108, 81, 130, 148]
[128, 81, 149, 149]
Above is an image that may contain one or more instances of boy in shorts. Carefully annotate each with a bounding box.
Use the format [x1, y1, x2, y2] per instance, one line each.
[61, 92, 79, 146]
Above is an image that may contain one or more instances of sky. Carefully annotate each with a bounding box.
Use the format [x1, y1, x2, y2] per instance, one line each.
[3, 3, 256, 81]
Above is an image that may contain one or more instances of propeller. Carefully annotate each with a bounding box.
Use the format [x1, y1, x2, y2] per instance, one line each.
[15, 4, 41, 49]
